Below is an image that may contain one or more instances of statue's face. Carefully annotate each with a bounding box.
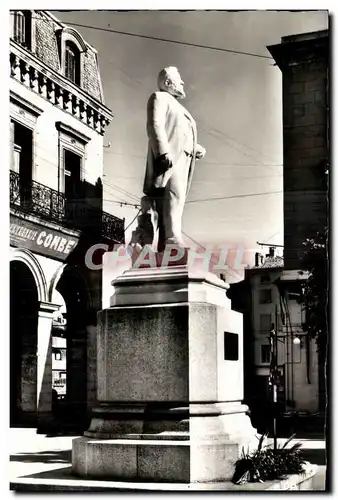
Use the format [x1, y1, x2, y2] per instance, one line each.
[165, 69, 186, 99]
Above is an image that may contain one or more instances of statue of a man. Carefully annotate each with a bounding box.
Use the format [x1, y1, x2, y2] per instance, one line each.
[132, 66, 206, 253]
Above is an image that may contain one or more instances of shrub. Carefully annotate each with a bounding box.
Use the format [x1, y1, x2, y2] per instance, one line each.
[232, 434, 306, 485]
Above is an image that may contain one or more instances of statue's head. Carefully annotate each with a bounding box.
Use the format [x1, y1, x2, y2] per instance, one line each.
[157, 66, 186, 99]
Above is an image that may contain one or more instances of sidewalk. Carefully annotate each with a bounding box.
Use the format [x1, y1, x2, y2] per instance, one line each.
[8, 428, 327, 491]
[9, 428, 77, 486]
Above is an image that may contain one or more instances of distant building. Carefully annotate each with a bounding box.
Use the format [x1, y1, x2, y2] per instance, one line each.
[9, 10, 124, 432]
[51, 308, 67, 396]
[229, 247, 320, 430]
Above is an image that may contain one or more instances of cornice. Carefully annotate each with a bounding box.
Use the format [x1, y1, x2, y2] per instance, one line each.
[56, 121, 91, 144]
[10, 90, 44, 116]
[10, 39, 114, 135]
[267, 32, 329, 71]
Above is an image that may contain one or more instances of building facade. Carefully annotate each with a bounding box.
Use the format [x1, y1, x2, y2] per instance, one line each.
[9, 10, 124, 432]
[229, 250, 320, 431]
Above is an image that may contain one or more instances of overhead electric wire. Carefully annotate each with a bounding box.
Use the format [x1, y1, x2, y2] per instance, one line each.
[263, 231, 281, 243]
[103, 183, 138, 202]
[10, 139, 282, 207]
[10, 15, 282, 179]
[204, 125, 281, 166]
[105, 182, 140, 205]
[10, 145, 281, 212]
[103, 189, 282, 206]
[27, 142, 282, 195]
[182, 230, 241, 280]
[10, 11, 281, 250]
[25, 138, 255, 188]
[105, 182, 140, 202]
[103, 199, 140, 208]
[10, 139, 141, 208]
[186, 190, 282, 204]
[104, 150, 283, 169]
[194, 174, 282, 181]
[124, 208, 142, 231]
[196, 123, 281, 173]
[22, 12, 273, 61]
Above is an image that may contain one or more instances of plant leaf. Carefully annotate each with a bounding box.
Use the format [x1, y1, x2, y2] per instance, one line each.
[281, 433, 297, 449]
[257, 433, 267, 453]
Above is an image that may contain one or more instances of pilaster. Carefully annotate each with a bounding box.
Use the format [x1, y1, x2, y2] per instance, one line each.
[36, 301, 60, 432]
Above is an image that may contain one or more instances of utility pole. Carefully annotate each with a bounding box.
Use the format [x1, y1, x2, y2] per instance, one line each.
[269, 304, 279, 450]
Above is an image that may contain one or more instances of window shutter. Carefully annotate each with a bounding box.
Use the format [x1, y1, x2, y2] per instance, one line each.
[65, 45, 77, 82]
[14, 11, 25, 44]
[65, 43, 80, 84]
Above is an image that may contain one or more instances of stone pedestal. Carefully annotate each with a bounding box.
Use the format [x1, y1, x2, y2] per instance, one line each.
[72, 265, 256, 483]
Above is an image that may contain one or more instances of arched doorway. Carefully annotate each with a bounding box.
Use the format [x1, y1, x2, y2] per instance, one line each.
[10, 260, 39, 426]
[53, 265, 91, 430]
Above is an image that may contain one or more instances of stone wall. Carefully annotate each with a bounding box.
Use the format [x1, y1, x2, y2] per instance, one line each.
[268, 31, 328, 270]
[83, 50, 103, 103]
[283, 57, 328, 268]
[35, 11, 61, 72]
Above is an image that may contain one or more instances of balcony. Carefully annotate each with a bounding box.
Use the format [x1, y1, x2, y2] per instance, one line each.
[10, 170, 124, 243]
[10, 41, 113, 135]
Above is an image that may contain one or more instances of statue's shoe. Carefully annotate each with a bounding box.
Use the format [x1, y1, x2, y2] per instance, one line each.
[165, 237, 186, 248]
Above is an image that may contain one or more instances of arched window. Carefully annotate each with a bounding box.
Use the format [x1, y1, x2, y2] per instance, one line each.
[11, 10, 31, 49]
[58, 27, 87, 87]
[65, 41, 80, 85]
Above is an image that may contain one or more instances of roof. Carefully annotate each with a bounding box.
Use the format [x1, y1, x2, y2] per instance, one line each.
[281, 29, 329, 44]
[260, 255, 284, 269]
[251, 255, 284, 270]
[44, 11, 97, 53]
[267, 29, 329, 70]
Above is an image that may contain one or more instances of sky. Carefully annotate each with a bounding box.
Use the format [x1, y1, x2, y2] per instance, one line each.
[54, 9, 328, 273]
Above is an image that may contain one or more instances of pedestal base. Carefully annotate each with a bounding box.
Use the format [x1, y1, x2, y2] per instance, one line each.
[110, 265, 231, 308]
[72, 402, 256, 483]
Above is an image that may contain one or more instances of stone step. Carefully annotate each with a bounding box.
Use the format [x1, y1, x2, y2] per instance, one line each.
[10, 463, 318, 492]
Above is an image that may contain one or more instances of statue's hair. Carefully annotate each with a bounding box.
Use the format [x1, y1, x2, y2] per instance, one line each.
[157, 66, 179, 90]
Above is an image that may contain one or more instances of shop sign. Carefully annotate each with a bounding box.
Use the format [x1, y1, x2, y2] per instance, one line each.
[10, 214, 79, 261]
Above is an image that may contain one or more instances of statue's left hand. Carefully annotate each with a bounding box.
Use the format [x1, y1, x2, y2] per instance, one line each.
[196, 145, 206, 160]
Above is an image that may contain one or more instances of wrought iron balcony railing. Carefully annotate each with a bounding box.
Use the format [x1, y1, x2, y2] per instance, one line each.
[102, 210, 125, 242]
[10, 170, 124, 243]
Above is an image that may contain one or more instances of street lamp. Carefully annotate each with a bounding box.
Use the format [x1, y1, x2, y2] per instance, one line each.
[269, 323, 281, 451]
[269, 326, 302, 450]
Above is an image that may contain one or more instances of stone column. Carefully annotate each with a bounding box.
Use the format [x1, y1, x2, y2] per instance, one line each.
[36, 301, 60, 433]
[72, 263, 256, 484]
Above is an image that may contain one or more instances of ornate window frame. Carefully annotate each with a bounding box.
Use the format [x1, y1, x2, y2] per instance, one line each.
[57, 27, 87, 87]
[55, 121, 91, 193]
[10, 91, 43, 180]
[10, 10, 36, 52]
